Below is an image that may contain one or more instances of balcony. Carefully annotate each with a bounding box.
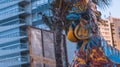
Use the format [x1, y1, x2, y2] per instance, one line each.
[19, 7, 30, 17]
[0, 45, 29, 56]
[0, 7, 30, 21]
[0, 24, 26, 33]
[0, 55, 30, 67]
[0, 43, 20, 50]
[0, 42, 28, 51]
[0, 18, 26, 26]
[0, 18, 19, 26]
[111, 23, 115, 26]
[0, 30, 28, 39]
[0, 0, 30, 10]
[0, 36, 27, 45]
[111, 27, 115, 30]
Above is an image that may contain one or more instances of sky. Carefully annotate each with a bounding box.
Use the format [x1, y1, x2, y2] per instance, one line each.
[67, 39, 77, 63]
[98, 0, 120, 18]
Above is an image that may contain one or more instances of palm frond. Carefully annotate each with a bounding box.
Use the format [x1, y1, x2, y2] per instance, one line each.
[92, 0, 112, 8]
[39, 12, 54, 30]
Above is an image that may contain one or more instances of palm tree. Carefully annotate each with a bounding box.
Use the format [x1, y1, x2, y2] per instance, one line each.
[39, 0, 112, 67]
[39, 0, 73, 67]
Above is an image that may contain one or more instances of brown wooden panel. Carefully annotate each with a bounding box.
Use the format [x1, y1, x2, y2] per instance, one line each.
[30, 28, 43, 57]
[28, 26, 44, 67]
[42, 30, 55, 60]
[31, 55, 56, 67]
[28, 26, 56, 67]
[33, 61, 44, 67]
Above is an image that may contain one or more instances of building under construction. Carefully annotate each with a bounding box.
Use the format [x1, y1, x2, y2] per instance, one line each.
[0, 0, 69, 67]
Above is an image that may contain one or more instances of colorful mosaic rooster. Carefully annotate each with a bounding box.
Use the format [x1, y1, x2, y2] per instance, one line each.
[66, 0, 116, 67]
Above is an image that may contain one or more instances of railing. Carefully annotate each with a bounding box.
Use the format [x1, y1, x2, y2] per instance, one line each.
[0, 42, 28, 50]
[0, 7, 29, 21]
[0, 18, 26, 26]
[0, 55, 30, 67]
[0, 43, 20, 50]
[0, 36, 27, 45]
[0, 23, 26, 33]
[0, 47, 29, 57]
[0, 18, 19, 26]
[0, 30, 27, 38]
[0, 0, 30, 8]
[0, 32, 20, 38]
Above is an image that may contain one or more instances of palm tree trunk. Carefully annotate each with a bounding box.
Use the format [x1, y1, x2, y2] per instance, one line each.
[54, 23, 64, 67]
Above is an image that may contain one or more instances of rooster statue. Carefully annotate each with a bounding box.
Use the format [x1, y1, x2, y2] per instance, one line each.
[66, 0, 120, 67]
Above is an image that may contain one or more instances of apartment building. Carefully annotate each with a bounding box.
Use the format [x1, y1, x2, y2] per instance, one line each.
[109, 16, 120, 50]
[98, 19, 113, 46]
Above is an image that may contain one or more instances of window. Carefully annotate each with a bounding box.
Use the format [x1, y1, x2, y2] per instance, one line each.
[104, 32, 109, 35]
[118, 32, 120, 38]
[104, 28, 109, 31]
[104, 24, 109, 27]
[118, 27, 120, 31]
